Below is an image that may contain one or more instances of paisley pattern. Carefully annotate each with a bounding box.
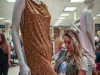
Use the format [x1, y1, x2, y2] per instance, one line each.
[20, 0, 57, 75]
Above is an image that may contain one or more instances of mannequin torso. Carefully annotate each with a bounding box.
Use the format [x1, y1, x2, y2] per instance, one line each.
[72, 0, 95, 75]
[72, 0, 96, 75]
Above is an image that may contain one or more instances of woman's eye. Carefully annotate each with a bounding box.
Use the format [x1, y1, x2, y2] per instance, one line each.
[67, 42, 71, 44]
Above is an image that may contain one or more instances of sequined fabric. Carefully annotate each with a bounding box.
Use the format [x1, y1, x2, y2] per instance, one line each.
[20, 0, 56, 75]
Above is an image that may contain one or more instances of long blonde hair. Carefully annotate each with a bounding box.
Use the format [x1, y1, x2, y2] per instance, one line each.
[63, 29, 83, 70]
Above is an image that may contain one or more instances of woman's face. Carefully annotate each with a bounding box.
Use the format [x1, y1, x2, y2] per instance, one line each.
[0, 36, 2, 42]
[64, 36, 74, 51]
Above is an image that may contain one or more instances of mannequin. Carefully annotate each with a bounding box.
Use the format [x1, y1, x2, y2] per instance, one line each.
[12, 0, 57, 75]
[72, 0, 95, 75]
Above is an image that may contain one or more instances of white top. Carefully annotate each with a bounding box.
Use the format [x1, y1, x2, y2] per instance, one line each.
[81, 56, 88, 72]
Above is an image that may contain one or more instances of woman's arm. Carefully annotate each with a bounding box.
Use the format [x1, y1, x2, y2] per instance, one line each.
[7, 42, 12, 68]
[78, 70, 86, 75]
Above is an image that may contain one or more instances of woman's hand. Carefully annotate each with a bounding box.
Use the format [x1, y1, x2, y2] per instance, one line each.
[8, 61, 12, 68]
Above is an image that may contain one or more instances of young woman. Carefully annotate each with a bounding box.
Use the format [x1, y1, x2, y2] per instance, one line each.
[53, 30, 88, 75]
[0, 33, 12, 75]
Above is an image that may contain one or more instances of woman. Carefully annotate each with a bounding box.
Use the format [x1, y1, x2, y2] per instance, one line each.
[53, 30, 88, 75]
[0, 33, 12, 75]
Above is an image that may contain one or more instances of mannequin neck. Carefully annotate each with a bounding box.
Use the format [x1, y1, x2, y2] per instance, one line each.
[34, 0, 41, 4]
[84, 3, 91, 10]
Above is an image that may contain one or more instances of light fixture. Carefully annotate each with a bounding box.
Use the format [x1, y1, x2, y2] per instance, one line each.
[60, 13, 70, 16]
[0, 17, 5, 20]
[54, 23, 59, 26]
[58, 17, 66, 19]
[7, 0, 16, 2]
[55, 22, 60, 24]
[57, 20, 63, 22]
[64, 7, 77, 11]
[4, 20, 11, 23]
[55, 21, 61, 23]
[96, 14, 100, 16]
[93, 17, 97, 19]
[70, 0, 84, 2]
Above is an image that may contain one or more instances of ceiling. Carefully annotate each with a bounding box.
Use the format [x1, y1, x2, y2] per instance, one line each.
[0, 0, 100, 27]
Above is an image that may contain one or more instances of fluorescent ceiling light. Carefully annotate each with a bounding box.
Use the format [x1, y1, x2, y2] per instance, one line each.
[93, 17, 97, 19]
[96, 14, 100, 16]
[7, 0, 16, 2]
[70, 0, 84, 2]
[4, 20, 11, 23]
[64, 7, 77, 11]
[57, 20, 63, 22]
[60, 13, 70, 16]
[55, 22, 61, 24]
[58, 17, 66, 19]
[54, 23, 59, 26]
[0, 17, 5, 20]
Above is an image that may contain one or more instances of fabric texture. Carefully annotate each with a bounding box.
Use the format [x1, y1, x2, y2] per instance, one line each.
[58, 61, 67, 75]
[0, 64, 9, 75]
[20, 0, 56, 75]
[0, 48, 9, 75]
[86, 65, 93, 75]
[0, 48, 8, 64]
[79, 9, 95, 65]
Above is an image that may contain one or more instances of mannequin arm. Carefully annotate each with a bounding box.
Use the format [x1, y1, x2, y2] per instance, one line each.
[12, 0, 25, 64]
[72, 18, 81, 32]
[12, 0, 31, 75]
[85, 11, 95, 50]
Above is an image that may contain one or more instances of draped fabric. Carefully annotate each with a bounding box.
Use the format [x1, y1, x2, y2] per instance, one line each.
[20, 0, 57, 75]
[79, 9, 95, 65]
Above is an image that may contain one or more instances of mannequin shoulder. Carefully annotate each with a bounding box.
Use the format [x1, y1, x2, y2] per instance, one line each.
[15, 0, 25, 3]
[14, 0, 25, 7]
[85, 10, 92, 16]
[84, 10, 92, 19]
[13, 0, 25, 11]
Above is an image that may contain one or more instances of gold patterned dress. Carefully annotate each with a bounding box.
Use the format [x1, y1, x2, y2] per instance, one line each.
[20, 0, 57, 75]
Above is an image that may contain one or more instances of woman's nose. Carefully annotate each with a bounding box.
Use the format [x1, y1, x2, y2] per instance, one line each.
[65, 44, 68, 48]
